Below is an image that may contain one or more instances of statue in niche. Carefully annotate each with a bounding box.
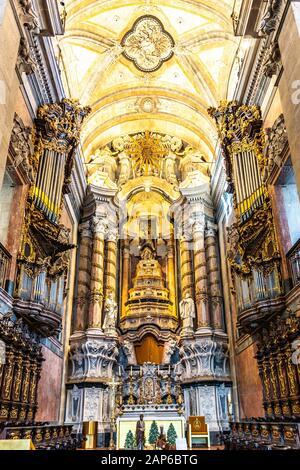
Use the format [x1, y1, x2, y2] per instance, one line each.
[180, 293, 196, 336]
[112, 136, 132, 184]
[87, 146, 117, 187]
[164, 152, 178, 186]
[123, 340, 137, 365]
[118, 152, 131, 184]
[102, 292, 118, 335]
[141, 246, 154, 260]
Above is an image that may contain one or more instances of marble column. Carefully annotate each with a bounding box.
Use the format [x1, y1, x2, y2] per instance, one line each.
[205, 224, 224, 332]
[180, 235, 193, 298]
[104, 227, 118, 300]
[121, 239, 130, 318]
[87, 217, 107, 331]
[167, 229, 177, 316]
[193, 221, 211, 331]
[74, 221, 92, 332]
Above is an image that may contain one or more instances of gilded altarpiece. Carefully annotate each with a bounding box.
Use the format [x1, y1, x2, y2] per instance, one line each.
[66, 132, 232, 443]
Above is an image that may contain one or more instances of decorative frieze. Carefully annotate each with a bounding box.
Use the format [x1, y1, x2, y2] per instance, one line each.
[8, 113, 34, 183]
[263, 114, 289, 182]
[69, 336, 119, 381]
[176, 337, 230, 381]
[259, 0, 283, 36]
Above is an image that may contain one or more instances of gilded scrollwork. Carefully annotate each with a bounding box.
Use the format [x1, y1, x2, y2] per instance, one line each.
[209, 102, 280, 277]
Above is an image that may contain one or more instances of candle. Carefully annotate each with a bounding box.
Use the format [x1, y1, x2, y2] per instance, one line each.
[157, 364, 160, 373]
[130, 366, 133, 376]
[119, 366, 121, 376]
[168, 365, 171, 374]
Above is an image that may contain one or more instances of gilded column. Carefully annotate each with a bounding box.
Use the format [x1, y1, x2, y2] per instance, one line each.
[87, 217, 107, 330]
[167, 229, 177, 316]
[180, 235, 193, 298]
[193, 220, 210, 330]
[205, 224, 224, 332]
[74, 221, 92, 332]
[121, 239, 130, 318]
[105, 226, 118, 299]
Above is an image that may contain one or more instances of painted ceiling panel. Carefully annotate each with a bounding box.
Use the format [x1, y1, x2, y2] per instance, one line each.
[59, 1, 238, 159]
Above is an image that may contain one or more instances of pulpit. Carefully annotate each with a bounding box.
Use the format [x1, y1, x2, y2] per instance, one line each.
[188, 416, 210, 449]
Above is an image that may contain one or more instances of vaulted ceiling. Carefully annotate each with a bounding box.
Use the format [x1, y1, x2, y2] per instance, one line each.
[59, 1, 239, 161]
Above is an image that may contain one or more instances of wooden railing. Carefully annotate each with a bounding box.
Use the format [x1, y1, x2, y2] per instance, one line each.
[0, 423, 80, 450]
[287, 239, 300, 288]
[0, 242, 11, 291]
[221, 420, 300, 450]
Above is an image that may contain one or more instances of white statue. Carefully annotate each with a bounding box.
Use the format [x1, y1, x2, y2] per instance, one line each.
[162, 339, 177, 364]
[102, 292, 118, 335]
[180, 294, 196, 336]
[123, 340, 137, 365]
[118, 152, 131, 184]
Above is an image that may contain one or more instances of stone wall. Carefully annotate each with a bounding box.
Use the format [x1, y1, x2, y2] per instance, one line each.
[36, 345, 63, 422]
[235, 343, 264, 418]
[0, 2, 21, 188]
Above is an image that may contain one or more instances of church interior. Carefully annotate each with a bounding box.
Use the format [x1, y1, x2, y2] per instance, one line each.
[0, 0, 300, 451]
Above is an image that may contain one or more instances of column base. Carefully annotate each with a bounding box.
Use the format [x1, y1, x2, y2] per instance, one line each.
[180, 328, 195, 339]
[85, 327, 104, 336]
[103, 328, 118, 338]
[195, 326, 213, 335]
[212, 328, 227, 337]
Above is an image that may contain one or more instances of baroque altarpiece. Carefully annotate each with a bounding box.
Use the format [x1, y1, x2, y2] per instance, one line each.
[65, 130, 231, 444]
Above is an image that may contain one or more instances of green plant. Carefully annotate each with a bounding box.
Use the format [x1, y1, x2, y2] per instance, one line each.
[124, 430, 135, 449]
[148, 420, 159, 444]
[167, 423, 177, 446]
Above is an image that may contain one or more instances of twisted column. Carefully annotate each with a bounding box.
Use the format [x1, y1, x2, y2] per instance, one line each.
[87, 217, 107, 330]
[180, 235, 193, 298]
[167, 229, 177, 316]
[121, 239, 130, 318]
[74, 221, 92, 332]
[193, 220, 211, 330]
[104, 227, 118, 300]
[205, 224, 224, 332]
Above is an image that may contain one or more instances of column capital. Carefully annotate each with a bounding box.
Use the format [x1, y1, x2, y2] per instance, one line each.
[205, 222, 218, 239]
[92, 216, 107, 235]
[106, 226, 118, 242]
[192, 220, 205, 235]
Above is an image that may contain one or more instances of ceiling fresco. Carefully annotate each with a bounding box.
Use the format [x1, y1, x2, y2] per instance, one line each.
[58, 1, 240, 161]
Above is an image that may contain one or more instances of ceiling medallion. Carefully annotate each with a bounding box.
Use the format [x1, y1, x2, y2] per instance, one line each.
[121, 15, 175, 72]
